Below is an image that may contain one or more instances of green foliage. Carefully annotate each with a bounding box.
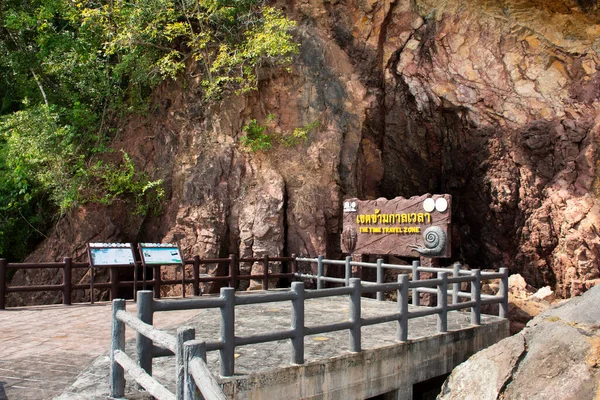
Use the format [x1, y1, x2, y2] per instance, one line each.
[241, 118, 273, 152]
[0, 0, 298, 260]
[85, 151, 164, 216]
[281, 121, 320, 147]
[240, 116, 319, 153]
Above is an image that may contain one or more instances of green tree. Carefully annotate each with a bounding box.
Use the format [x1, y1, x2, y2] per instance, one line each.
[0, 0, 298, 261]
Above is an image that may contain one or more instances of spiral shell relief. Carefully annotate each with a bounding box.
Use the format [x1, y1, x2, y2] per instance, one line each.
[413, 226, 447, 257]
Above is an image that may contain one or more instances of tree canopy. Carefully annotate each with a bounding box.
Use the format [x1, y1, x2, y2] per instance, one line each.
[0, 0, 298, 260]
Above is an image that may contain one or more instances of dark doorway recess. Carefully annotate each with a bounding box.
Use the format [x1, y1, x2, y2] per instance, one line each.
[413, 373, 450, 400]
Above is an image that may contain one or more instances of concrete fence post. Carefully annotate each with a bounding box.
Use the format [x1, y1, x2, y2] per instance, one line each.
[63, 257, 72, 306]
[345, 256, 352, 287]
[176, 326, 196, 400]
[499, 268, 509, 318]
[452, 262, 461, 305]
[184, 340, 204, 400]
[110, 299, 126, 398]
[291, 281, 305, 364]
[317, 255, 324, 290]
[412, 260, 420, 306]
[376, 259, 384, 301]
[137, 290, 154, 376]
[220, 287, 235, 377]
[349, 278, 362, 352]
[397, 274, 409, 342]
[471, 269, 481, 325]
[437, 272, 448, 333]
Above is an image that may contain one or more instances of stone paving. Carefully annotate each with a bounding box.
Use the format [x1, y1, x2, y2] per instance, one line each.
[0, 301, 202, 400]
[57, 293, 503, 399]
[0, 292, 504, 400]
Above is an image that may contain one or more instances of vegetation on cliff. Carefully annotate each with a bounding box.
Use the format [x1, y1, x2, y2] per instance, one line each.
[0, 0, 298, 261]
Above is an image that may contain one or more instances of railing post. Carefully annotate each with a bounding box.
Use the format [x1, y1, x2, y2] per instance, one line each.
[345, 256, 352, 287]
[262, 255, 270, 290]
[0, 258, 6, 310]
[316, 255, 324, 290]
[412, 260, 420, 306]
[63, 257, 72, 306]
[228, 254, 238, 289]
[290, 254, 298, 281]
[137, 290, 154, 376]
[499, 267, 509, 318]
[376, 258, 384, 301]
[0, 259, 6, 310]
[193, 255, 200, 296]
[184, 340, 205, 400]
[452, 262, 461, 305]
[349, 278, 361, 352]
[397, 274, 409, 342]
[437, 272, 448, 333]
[110, 299, 126, 398]
[220, 287, 235, 377]
[176, 326, 196, 400]
[291, 281, 305, 364]
[110, 266, 119, 301]
[153, 265, 162, 298]
[471, 269, 481, 325]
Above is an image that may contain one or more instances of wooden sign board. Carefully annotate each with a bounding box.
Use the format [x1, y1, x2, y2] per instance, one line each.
[341, 194, 452, 258]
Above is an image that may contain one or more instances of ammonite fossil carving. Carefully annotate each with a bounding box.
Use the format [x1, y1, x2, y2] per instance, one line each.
[410, 226, 447, 257]
[341, 227, 358, 254]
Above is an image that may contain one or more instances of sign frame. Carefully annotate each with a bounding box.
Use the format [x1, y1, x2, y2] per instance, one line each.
[87, 243, 136, 304]
[341, 194, 452, 258]
[138, 242, 186, 297]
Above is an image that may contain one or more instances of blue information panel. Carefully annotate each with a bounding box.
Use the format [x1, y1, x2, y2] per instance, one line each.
[139, 243, 182, 265]
[88, 243, 135, 266]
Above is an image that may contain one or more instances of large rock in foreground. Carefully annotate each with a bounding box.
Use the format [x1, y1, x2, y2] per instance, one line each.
[438, 284, 600, 400]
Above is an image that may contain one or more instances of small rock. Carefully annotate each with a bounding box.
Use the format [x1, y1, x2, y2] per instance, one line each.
[529, 286, 555, 303]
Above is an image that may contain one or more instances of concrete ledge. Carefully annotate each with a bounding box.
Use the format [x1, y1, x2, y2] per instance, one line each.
[221, 318, 509, 400]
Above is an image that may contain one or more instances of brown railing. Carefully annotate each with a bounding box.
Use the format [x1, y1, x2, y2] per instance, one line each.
[0, 254, 297, 309]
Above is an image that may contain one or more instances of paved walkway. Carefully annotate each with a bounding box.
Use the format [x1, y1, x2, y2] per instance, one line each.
[0, 294, 505, 400]
[0, 301, 201, 400]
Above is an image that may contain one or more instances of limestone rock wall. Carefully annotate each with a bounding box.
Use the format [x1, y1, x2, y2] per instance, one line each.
[10, 0, 600, 302]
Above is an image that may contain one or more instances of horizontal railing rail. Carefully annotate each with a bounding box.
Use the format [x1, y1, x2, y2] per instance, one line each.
[111, 296, 227, 400]
[0, 254, 297, 309]
[296, 256, 509, 317]
[109, 256, 508, 398]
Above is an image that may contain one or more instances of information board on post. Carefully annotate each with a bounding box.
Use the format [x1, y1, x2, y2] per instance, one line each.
[138, 243, 183, 265]
[341, 194, 452, 258]
[86, 243, 136, 304]
[88, 243, 136, 266]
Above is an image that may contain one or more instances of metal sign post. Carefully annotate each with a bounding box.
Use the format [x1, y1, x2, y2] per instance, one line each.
[138, 243, 186, 298]
[87, 243, 136, 304]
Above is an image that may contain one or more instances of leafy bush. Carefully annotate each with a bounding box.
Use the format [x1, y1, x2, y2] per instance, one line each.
[240, 116, 319, 152]
[241, 119, 273, 152]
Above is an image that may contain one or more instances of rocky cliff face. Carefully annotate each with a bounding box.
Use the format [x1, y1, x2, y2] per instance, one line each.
[12, 0, 600, 301]
[438, 284, 600, 400]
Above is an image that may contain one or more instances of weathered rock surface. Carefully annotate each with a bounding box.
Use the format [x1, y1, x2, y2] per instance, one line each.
[9, 0, 600, 302]
[438, 284, 600, 400]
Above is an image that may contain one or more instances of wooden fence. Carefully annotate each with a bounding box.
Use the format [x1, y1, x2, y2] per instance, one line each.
[0, 255, 297, 309]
